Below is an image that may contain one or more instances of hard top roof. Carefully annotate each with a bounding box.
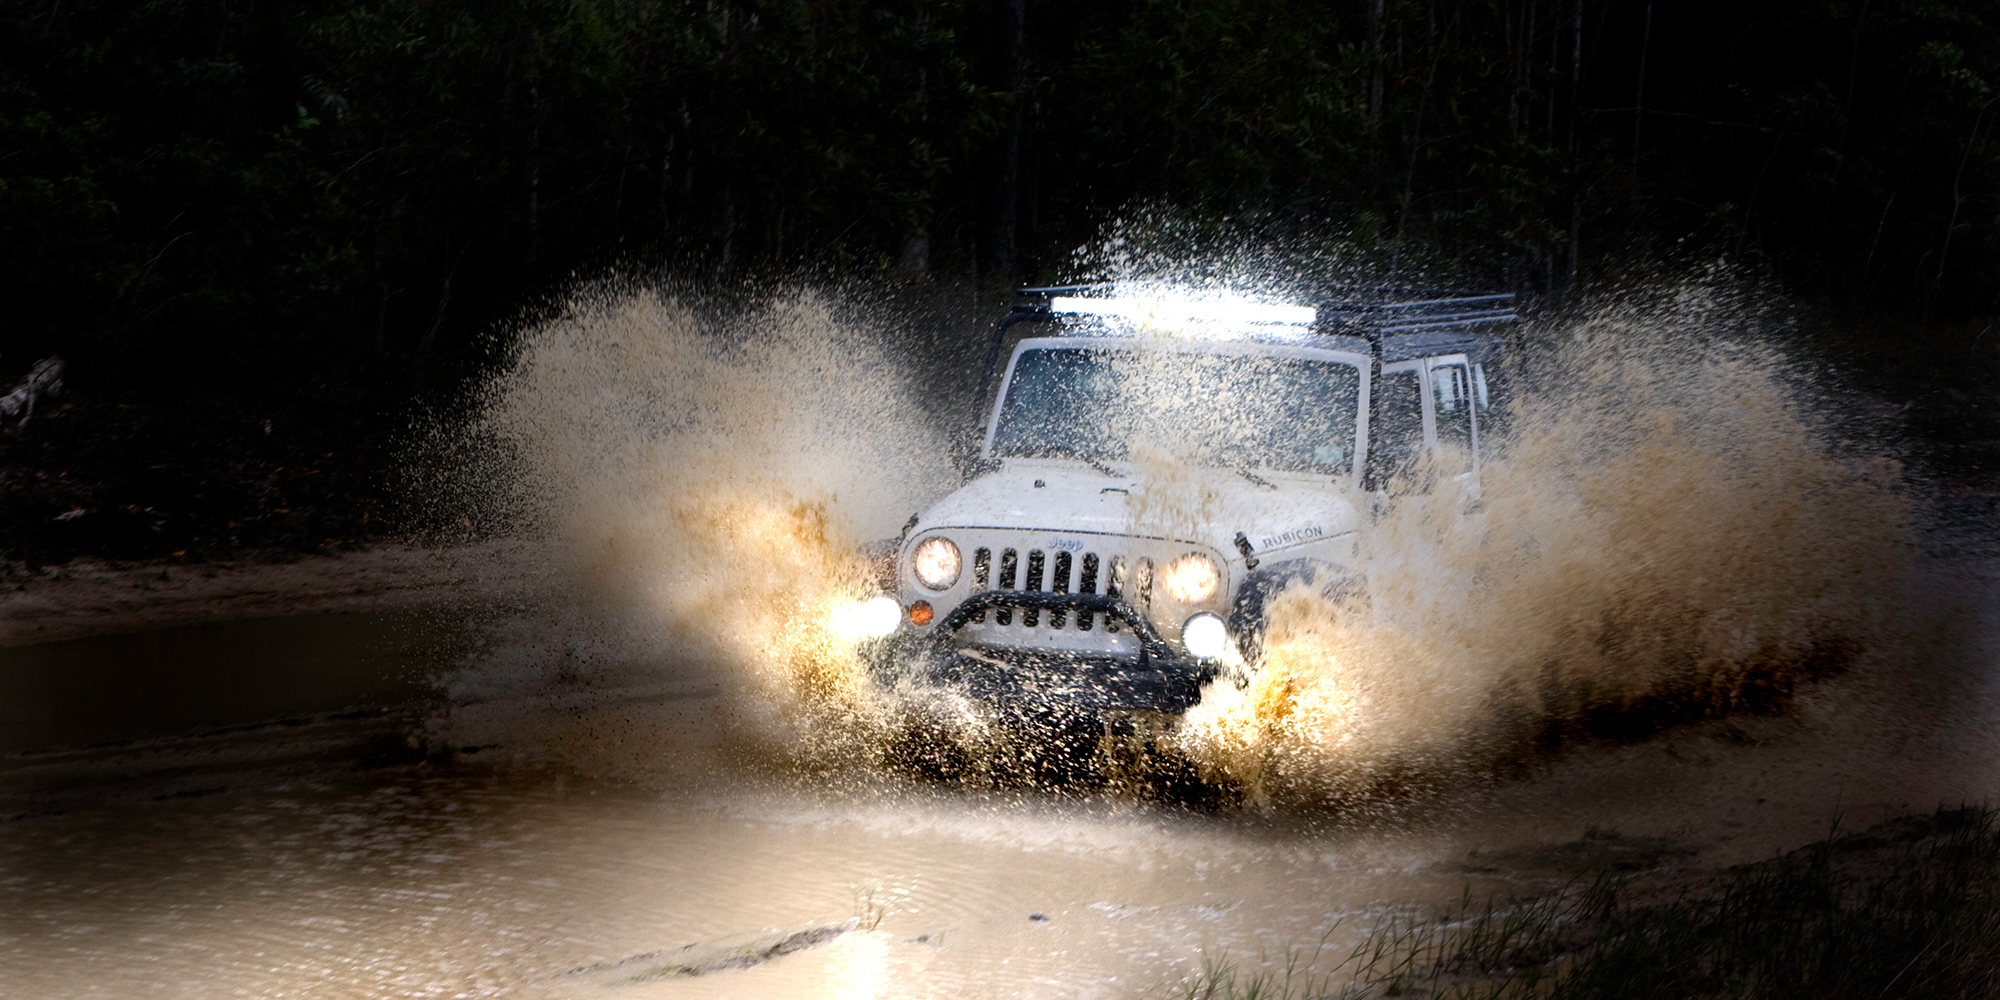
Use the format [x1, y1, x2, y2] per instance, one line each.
[972, 284, 1516, 408]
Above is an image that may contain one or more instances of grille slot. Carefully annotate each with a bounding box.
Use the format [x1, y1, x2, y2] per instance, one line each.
[1105, 556, 1126, 632]
[1023, 550, 1045, 626]
[996, 548, 1018, 625]
[1077, 553, 1100, 631]
[1049, 551, 1073, 628]
[970, 548, 991, 622]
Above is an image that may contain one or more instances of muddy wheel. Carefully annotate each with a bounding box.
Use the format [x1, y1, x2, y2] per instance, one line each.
[1095, 713, 1233, 807]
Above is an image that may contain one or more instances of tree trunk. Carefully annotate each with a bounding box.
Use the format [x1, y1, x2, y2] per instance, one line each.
[1634, 0, 1651, 160]
[1565, 0, 1582, 287]
[1368, 0, 1385, 131]
[979, 0, 1026, 285]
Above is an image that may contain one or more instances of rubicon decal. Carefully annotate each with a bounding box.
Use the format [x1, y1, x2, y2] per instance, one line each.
[1259, 525, 1325, 549]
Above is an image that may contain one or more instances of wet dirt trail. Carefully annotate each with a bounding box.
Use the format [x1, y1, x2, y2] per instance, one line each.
[3, 535, 1998, 999]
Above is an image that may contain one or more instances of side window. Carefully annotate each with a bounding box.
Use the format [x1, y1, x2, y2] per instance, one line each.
[1470, 361, 1510, 439]
[1366, 368, 1424, 489]
[1430, 362, 1475, 473]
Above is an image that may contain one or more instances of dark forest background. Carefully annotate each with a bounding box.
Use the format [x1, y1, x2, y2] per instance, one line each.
[4, 0, 1999, 561]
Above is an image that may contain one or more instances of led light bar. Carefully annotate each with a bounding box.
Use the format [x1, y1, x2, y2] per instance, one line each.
[1050, 295, 1317, 326]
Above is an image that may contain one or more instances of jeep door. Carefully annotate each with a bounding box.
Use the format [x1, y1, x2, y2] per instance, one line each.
[1367, 352, 1498, 491]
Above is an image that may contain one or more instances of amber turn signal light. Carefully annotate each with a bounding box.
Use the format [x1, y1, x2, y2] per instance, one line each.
[909, 600, 934, 626]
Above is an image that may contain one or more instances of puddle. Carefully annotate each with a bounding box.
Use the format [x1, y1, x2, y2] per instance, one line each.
[0, 553, 1996, 998]
[0, 610, 479, 754]
[0, 769, 1501, 1000]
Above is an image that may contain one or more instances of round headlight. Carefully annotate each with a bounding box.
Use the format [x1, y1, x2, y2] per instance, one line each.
[911, 537, 962, 591]
[1182, 612, 1229, 659]
[1159, 551, 1220, 602]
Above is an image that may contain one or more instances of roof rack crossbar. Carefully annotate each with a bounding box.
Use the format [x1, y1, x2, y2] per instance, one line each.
[1375, 307, 1518, 324]
[1374, 293, 1515, 310]
[1377, 313, 1519, 334]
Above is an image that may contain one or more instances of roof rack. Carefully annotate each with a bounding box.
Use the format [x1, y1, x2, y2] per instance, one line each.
[1315, 291, 1518, 339]
[977, 284, 1519, 409]
[1013, 285, 1519, 336]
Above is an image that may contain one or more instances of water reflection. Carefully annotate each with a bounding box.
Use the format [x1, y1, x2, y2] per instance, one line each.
[0, 761, 1513, 999]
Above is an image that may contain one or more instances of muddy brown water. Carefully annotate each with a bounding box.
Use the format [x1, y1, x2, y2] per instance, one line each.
[4, 563, 2000, 999]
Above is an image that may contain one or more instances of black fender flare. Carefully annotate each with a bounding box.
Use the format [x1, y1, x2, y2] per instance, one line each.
[1228, 558, 1364, 659]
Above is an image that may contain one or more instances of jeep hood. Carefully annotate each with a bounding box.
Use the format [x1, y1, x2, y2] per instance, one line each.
[914, 461, 1362, 563]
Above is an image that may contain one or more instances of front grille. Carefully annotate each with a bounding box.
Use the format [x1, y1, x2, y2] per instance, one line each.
[964, 543, 1153, 635]
[915, 527, 1221, 659]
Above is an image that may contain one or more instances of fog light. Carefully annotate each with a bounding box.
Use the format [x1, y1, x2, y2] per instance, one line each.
[909, 600, 934, 627]
[1181, 612, 1229, 659]
[830, 595, 902, 639]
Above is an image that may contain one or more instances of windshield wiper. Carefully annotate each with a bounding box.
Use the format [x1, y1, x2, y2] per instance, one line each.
[1030, 446, 1122, 479]
[1073, 454, 1122, 479]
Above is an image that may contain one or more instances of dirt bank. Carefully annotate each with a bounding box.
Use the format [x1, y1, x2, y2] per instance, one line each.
[0, 538, 554, 645]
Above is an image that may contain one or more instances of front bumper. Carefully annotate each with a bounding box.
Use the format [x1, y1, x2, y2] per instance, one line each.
[872, 590, 1220, 714]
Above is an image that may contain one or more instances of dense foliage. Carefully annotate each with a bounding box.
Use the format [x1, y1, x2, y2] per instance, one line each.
[2, 0, 1999, 558]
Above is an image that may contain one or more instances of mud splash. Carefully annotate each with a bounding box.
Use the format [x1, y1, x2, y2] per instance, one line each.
[1176, 283, 1913, 806]
[451, 273, 1913, 805]
[452, 284, 954, 771]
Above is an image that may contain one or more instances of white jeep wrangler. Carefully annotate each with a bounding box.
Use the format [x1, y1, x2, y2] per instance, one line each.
[859, 287, 1515, 718]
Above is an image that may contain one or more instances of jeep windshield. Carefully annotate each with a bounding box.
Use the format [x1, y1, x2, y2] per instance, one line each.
[989, 346, 1362, 475]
